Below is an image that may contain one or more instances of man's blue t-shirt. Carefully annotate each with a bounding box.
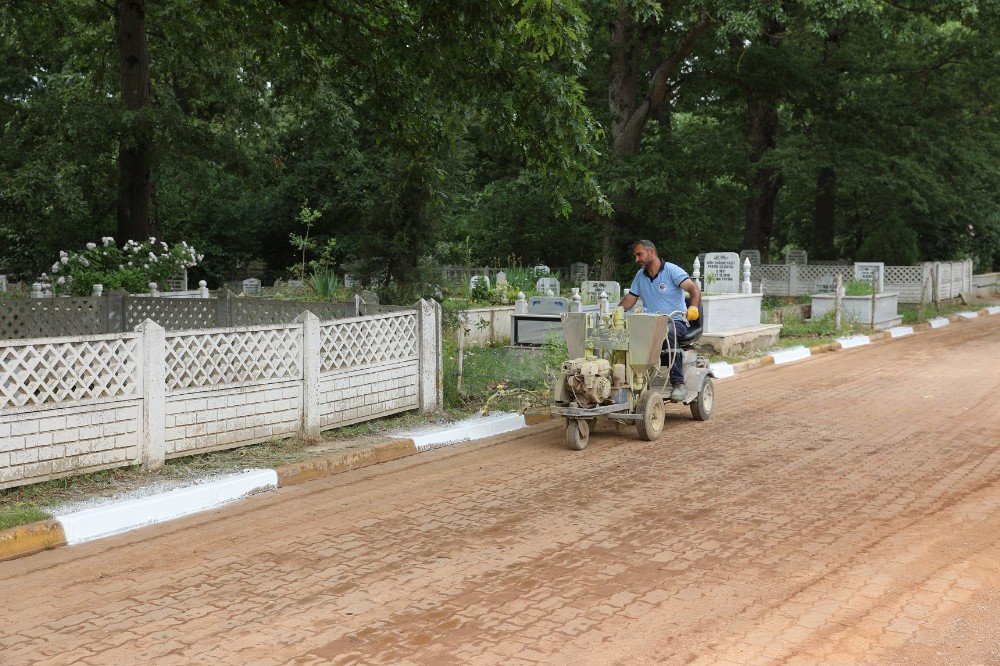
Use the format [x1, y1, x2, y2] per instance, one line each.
[629, 261, 690, 318]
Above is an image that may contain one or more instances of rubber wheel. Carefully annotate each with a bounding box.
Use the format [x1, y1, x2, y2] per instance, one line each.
[566, 418, 590, 451]
[690, 377, 714, 421]
[636, 391, 665, 441]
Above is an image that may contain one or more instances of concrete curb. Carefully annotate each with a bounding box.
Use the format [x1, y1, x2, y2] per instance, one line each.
[0, 519, 67, 562]
[721, 305, 995, 381]
[274, 438, 418, 486]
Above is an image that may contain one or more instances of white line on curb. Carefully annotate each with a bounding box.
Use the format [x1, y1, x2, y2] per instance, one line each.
[988, 306, 1000, 315]
[405, 413, 527, 451]
[710, 362, 735, 379]
[771, 346, 811, 365]
[887, 326, 914, 338]
[957, 311, 979, 319]
[57, 470, 278, 545]
[928, 317, 950, 329]
[836, 335, 871, 349]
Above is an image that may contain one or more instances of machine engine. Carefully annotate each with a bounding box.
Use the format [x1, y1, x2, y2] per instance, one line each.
[556, 358, 626, 409]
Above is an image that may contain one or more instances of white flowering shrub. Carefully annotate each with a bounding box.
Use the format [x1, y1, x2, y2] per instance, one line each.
[48, 237, 203, 296]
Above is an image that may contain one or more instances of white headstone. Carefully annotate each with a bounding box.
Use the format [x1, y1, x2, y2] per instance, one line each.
[740, 249, 761, 268]
[785, 249, 808, 265]
[570, 262, 588, 284]
[470, 274, 491, 292]
[581, 280, 621, 305]
[495, 271, 508, 285]
[532, 264, 551, 276]
[854, 262, 884, 292]
[287, 279, 304, 288]
[0, 275, 6, 292]
[814, 275, 837, 294]
[527, 296, 570, 315]
[535, 277, 560, 295]
[343, 274, 357, 288]
[242, 278, 262, 296]
[703, 252, 741, 293]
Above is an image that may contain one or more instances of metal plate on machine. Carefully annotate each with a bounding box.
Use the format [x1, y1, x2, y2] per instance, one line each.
[588, 326, 629, 352]
[626, 314, 669, 369]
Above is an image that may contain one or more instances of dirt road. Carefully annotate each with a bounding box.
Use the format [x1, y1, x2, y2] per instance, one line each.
[2, 316, 1000, 665]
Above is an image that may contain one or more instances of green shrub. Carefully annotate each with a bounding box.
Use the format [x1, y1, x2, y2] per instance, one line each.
[844, 279, 874, 296]
[48, 237, 202, 296]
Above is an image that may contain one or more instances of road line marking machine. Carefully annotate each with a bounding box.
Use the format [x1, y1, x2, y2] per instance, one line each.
[550, 307, 715, 450]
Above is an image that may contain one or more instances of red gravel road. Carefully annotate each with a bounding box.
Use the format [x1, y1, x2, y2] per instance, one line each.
[2, 315, 1000, 665]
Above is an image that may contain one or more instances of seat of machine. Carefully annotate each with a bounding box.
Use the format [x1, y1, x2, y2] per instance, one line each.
[680, 319, 702, 347]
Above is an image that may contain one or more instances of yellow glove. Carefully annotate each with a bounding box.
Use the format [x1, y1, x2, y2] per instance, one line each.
[686, 306, 700, 321]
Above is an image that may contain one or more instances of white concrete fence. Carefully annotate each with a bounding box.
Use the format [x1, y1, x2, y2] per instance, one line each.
[0, 300, 442, 490]
[755, 260, 973, 302]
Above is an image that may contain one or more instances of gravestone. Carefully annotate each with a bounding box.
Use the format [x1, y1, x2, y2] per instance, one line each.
[0, 275, 6, 292]
[242, 278, 262, 296]
[570, 262, 588, 284]
[535, 277, 560, 295]
[287, 279, 304, 288]
[343, 274, 357, 288]
[785, 249, 808, 265]
[854, 262, 885, 292]
[527, 296, 569, 315]
[703, 252, 741, 293]
[740, 249, 761, 269]
[814, 275, 837, 294]
[470, 274, 491, 292]
[495, 271, 508, 285]
[580, 280, 621, 304]
[533, 264, 551, 276]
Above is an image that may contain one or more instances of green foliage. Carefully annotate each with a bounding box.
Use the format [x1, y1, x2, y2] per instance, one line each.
[48, 238, 201, 296]
[856, 224, 920, 265]
[844, 279, 874, 296]
[307, 268, 340, 299]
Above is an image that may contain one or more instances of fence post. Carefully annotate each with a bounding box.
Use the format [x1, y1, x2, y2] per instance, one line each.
[105, 289, 127, 333]
[216, 288, 232, 327]
[788, 263, 799, 297]
[296, 311, 321, 440]
[933, 262, 941, 312]
[136, 319, 166, 471]
[415, 299, 442, 412]
[834, 274, 842, 330]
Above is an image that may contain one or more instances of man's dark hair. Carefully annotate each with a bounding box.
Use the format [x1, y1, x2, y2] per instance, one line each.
[633, 239, 656, 252]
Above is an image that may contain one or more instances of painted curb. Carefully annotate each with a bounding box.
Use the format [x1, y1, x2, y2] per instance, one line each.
[716, 304, 997, 381]
[406, 413, 527, 451]
[0, 519, 67, 562]
[57, 470, 279, 545]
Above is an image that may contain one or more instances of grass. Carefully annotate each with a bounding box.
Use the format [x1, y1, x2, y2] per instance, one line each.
[0, 503, 51, 531]
[443, 337, 565, 412]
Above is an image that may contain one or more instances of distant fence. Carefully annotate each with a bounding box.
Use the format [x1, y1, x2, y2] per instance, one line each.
[0, 301, 442, 490]
[0, 291, 404, 341]
[754, 260, 973, 303]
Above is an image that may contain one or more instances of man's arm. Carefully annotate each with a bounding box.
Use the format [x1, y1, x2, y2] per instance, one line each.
[618, 292, 638, 311]
[680, 277, 701, 308]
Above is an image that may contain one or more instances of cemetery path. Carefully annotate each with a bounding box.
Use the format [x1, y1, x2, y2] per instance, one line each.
[2, 315, 1000, 664]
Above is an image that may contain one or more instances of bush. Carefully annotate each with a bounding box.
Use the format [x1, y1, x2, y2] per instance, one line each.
[48, 237, 202, 296]
[844, 279, 874, 296]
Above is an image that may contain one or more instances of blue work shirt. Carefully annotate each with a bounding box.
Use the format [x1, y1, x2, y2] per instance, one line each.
[629, 261, 690, 319]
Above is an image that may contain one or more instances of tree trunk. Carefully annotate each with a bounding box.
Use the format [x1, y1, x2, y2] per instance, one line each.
[598, 12, 713, 279]
[813, 166, 837, 259]
[740, 94, 782, 263]
[114, 0, 154, 243]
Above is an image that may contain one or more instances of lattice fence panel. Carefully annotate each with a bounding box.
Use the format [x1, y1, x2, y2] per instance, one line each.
[165, 326, 301, 392]
[0, 335, 138, 410]
[320, 313, 418, 373]
[884, 266, 923, 284]
[0, 298, 105, 341]
[125, 297, 216, 331]
[230, 300, 354, 327]
[755, 265, 790, 281]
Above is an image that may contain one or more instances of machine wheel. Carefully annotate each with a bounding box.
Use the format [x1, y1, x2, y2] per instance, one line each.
[636, 391, 665, 441]
[566, 418, 590, 451]
[690, 377, 715, 421]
